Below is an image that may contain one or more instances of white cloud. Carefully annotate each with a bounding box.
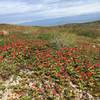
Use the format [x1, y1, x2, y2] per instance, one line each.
[0, 0, 100, 24]
[0, 1, 43, 15]
[40, 2, 100, 18]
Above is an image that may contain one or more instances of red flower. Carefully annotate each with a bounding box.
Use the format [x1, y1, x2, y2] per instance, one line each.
[70, 47, 78, 52]
[0, 56, 3, 62]
[60, 47, 68, 51]
[80, 72, 87, 80]
[62, 57, 67, 61]
[3, 44, 7, 51]
[52, 89, 57, 96]
[7, 43, 11, 49]
[86, 64, 91, 68]
[11, 50, 16, 59]
[57, 62, 61, 66]
[32, 83, 36, 89]
[75, 67, 81, 72]
[44, 83, 50, 89]
[46, 53, 51, 58]
[56, 51, 62, 56]
[56, 72, 61, 78]
[60, 66, 65, 72]
[95, 64, 100, 67]
[66, 52, 72, 56]
[17, 47, 20, 55]
[38, 88, 44, 93]
[11, 42, 15, 48]
[74, 59, 80, 63]
[87, 72, 93, 77]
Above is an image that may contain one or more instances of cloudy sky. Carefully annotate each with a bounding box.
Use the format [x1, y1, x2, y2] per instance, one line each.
[0, 0, 100, 25]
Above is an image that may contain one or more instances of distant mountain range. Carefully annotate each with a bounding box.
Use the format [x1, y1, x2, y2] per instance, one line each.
[21, 12, 100, 26]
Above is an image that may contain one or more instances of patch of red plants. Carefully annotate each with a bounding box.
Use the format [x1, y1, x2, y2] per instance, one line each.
[0, 34, 99, 82]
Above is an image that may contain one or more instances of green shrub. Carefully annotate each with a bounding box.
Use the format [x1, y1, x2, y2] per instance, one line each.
[37, 33, 53, 41]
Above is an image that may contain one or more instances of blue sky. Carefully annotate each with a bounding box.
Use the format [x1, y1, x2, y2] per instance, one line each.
[0, 0, 100, 25]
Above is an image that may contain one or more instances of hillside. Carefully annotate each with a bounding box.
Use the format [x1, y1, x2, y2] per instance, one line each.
[0, 21, 100, 100]
[0, 20, 100, 38]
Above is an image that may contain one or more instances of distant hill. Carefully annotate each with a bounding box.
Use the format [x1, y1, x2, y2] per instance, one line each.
[21, 12, 100, 26]
[0, 20, 100, 38]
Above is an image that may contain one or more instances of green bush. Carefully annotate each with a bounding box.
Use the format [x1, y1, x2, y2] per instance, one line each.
[37, 33, 53, 41]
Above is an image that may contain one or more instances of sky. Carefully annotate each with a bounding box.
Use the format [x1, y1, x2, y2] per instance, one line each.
[0, 0, 100, 26]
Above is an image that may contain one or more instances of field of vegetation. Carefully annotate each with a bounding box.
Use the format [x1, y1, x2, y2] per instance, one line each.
[0, 21, 100, 100]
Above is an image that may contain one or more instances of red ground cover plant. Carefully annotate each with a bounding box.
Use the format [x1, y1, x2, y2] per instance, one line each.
[0, 35, 99, 82]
